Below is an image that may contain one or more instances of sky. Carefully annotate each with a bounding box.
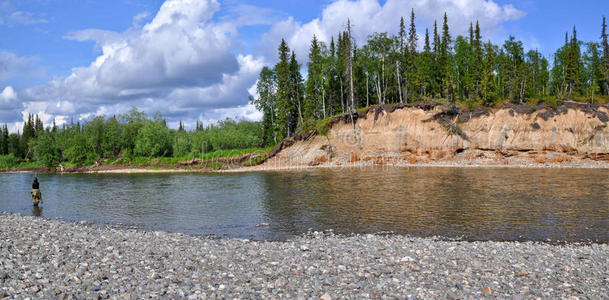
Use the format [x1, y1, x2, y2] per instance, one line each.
[0, 0, 607, 132]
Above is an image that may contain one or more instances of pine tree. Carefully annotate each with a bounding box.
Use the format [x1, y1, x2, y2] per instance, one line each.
[289, 51, 304, 129]
[440, 13, 453, 101]
[473, 21, 483, 98]
[406, 8, 418, 101]
[601, 16, 609, 95]
[418, 28, 433, 97]
[399, 17, 406, 54]
[275, 39, 295, 138]
[481, 41, 498, 105]
[345, 19, 355, 111]
[305, 35, 324, 122]
[565, 26, 582, 96]
[432, 20, 440, 97]
[398, 16, 407, 103]
[35, 114, 43, 135]
[1, 123, 8, 155]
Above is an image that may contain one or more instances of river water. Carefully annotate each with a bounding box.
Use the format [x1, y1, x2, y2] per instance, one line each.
[1, 167, 608, 242]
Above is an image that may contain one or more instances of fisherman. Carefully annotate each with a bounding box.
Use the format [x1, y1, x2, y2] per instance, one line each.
[31, 177, 42, 206]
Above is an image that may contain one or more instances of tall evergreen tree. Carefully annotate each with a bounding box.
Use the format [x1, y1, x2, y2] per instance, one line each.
[305, 35, 325, 122]
[275, 39, 296, 137]
[406, 8, 418, 101]
[289, 51, 304, 129]
[601, 16, 609, 95]
[1, 124, 8, 155]
[481, 41, 498, 105]
[440, 13, 453, 101]
[473, 21, 483, 98]
[345, 19, 355, 111]
[432, 20, 441, 97]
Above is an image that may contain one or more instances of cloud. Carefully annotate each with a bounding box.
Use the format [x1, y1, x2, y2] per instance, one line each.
[260, 0, 526, 64]
[132, 11, 150, 26]
[221, 4, 287, 27]
[0, 86, 17, 108]
[0, 1, 47, 25]
[0, 86, 21, 128]
[0, 51, 40, 81]
[15, 0, 262, 131]
[8, 11, 47, 25]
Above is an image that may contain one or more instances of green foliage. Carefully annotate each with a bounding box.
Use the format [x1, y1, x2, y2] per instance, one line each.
[314, 118, 331, 136]
[134, 120, 171, 157]
[254, 13, 609, 133]
[189, 119, 263, 155]
[2, 106, 266, 169]
[31, 132, 60, 167]
[0, 154, 20, 169]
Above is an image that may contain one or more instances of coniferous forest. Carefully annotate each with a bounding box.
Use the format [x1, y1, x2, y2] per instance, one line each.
[252, 12, 609, 145]
[2, 11, 609, 168]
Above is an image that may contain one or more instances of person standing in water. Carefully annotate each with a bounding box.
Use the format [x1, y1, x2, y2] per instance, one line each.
[31, 177, 42, 206]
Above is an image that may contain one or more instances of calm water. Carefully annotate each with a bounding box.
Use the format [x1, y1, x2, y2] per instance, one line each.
[1, 167, 608, 242]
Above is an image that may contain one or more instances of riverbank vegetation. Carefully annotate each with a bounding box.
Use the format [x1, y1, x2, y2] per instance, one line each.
[251, 12, 609, 143]
[0, 109, 270, 169]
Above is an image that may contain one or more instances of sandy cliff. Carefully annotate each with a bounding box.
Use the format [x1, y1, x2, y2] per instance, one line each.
[260, 102, 609, 168]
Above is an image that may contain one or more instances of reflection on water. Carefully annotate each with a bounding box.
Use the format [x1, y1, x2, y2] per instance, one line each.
[32, 206, 43, 217]
[1, 167, 608, 242]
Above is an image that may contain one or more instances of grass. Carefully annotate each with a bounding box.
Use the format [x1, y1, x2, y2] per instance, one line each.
[0, 147, 273, 171]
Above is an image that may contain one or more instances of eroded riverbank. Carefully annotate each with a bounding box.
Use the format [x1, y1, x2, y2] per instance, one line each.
[1, 212, 608, 298]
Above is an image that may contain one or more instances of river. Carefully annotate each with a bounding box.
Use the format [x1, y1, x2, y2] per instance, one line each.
[1, 167, 608, 242]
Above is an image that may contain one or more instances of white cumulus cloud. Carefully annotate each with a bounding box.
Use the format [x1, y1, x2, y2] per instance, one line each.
[20, 0, 261, 130]
[260, 0, 525, 63]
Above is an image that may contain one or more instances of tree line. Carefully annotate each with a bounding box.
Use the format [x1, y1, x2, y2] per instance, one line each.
[0, 109, 264, 167]
[252, 11, 609, 144]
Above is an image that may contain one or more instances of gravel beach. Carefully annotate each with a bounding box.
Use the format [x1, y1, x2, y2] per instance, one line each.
[1, 212, 608, 299]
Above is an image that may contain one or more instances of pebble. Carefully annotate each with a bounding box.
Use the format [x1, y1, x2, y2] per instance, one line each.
[0, 211, 608, 298]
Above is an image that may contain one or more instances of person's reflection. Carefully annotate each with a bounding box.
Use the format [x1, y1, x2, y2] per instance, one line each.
[32, 206, 43, 217]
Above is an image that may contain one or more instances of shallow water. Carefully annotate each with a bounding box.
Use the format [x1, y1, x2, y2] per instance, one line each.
[1, 167, 608, 241]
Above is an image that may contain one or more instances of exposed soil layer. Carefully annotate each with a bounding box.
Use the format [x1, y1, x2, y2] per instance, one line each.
[258, 102, 609, 169]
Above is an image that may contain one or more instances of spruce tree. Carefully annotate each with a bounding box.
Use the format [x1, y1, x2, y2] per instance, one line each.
[275, 39, 294, 138]
[473, 21, 483, 98]
[432, 20, 440, 97]
[289, 51, 304, 129]
[1, 124, 8, 155]
[440, 13, 453, 101]
[345, 20, 355, 111]
[601, 16, 609, 95]
[305, 35, 324, 122]
[406, 8, 418, 101]
[482, 41, 497, 105]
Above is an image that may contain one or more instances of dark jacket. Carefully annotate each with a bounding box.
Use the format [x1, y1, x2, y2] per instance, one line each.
[32, 180, 39, 189]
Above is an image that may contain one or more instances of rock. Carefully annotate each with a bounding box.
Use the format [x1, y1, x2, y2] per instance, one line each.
[320, 293, 332, 300]
[0, 211, 608, 299]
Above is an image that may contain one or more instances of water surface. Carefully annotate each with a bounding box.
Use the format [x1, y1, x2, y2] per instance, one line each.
[1, 167, 608, 242]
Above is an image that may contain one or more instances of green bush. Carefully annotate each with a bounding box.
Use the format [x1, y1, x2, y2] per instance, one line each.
[0, 154, 20, 169]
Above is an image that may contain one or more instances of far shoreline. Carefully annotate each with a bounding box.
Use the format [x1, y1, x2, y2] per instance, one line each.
[4, 159, 609, 175]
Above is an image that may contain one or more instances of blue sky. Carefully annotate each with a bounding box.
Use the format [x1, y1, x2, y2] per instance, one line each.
[0, 0, 607, 132]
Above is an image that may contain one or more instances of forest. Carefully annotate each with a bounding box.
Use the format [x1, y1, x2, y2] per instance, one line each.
[0, 109, 264, 168]
[252, 12, 609, 145]
[2, 11, 609, 169]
